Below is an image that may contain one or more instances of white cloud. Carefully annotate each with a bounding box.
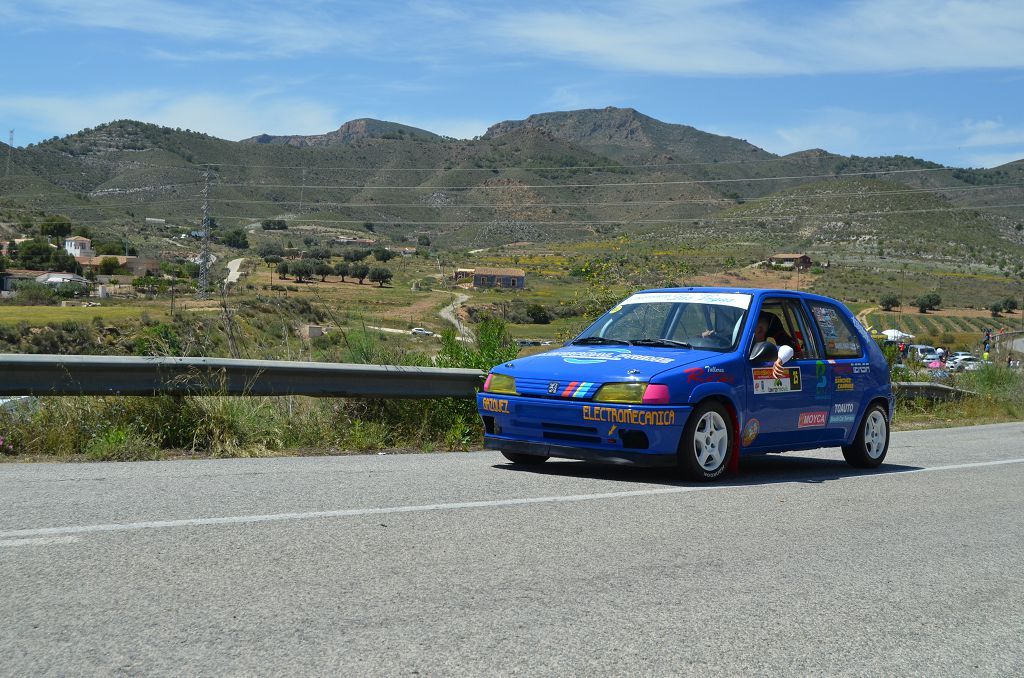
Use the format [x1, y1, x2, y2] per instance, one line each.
[16, 0, 371, 59]
[762, 109, 933, 156]
[0, 90, 339, 142]
[545, 84, 623, 111]
[960, 119, 1024, 148]
[489, 0, 1024, 75]
[961, 150, 1024, 168]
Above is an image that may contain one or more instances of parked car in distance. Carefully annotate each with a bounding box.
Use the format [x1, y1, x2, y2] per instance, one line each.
[949, 355, 979, 370]
[410, 327, 434, 336]
[478, 287, 894, 482]
[962, 360, 992, 372]
[907, 344, 936, 360]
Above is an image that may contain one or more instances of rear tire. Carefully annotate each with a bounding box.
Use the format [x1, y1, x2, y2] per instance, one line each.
[842, 404, 889, 468]
[501, 451, 549, 465]
[677, 401, 734, 482]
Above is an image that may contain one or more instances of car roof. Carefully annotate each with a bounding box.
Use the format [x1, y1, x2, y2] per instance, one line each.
[631, 286, 847, 306]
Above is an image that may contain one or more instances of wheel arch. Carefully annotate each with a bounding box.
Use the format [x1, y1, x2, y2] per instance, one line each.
[690, 393, 742, 474]
[845, 396, 892, 446]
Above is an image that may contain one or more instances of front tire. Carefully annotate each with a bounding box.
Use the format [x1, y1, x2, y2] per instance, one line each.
[501, 451, 549, 465]
[678, 402, 734, 482]
[842, 404, 889, 468]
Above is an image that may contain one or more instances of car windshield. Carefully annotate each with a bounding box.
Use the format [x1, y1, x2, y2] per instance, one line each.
[573, 292, 752, 352]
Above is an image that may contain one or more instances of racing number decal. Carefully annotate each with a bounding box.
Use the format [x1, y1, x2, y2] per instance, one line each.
[752, 367, 802, 394]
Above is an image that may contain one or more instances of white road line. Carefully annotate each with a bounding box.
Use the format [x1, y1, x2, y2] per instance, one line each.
[1, 457, 1022, 542]
[0, 536, 81, 547]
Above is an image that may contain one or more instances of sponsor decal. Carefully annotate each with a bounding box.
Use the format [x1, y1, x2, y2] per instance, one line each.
[752, 367, 802, 394]
[619, 292, 753, 310]
[815, 360, 829, 397]
[582, 406, 676, 426]
[829, 413, 857, 425]
[548, 348, 675, 365]
[741, 418, 760, 446]
[481, 397, 510, 414]
[812, 306, 840, 339]
[557, 381, 598, 398]
[831, 363, 853, 375]
[548, 381, 559, 394]
[833, 402, 856, 414]
[852, 362, 871, 374]
[798, 410, 828, 428]
[684, 367, 735, 384]
[834, 376, 854, 391]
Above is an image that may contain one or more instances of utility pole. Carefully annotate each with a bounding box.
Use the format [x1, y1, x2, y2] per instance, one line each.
[197, 165, 212, 299]
[5, 130, 12, 178]
[298, 166, 306, 213]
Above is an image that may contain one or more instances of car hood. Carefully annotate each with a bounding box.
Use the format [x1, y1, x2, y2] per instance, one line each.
[500, 345, 722, 388]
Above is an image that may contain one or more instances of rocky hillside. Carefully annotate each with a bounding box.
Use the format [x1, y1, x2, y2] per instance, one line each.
[0, 108, 1020, 259]
[241, 119, 442, 147]
[483, 107, 774, 163]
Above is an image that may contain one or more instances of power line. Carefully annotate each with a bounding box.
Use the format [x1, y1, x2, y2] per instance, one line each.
[136, 203, 1024, 226]
[197, 155, 845, 172]
[212, 166, 968, 191]
[23, 181, 1024, 213]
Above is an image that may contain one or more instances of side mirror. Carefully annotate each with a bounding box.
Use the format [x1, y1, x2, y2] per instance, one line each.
[750, 341, 778, 363]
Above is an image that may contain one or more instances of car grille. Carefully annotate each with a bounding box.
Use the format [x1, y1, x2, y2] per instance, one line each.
[515, 377, 600, 400]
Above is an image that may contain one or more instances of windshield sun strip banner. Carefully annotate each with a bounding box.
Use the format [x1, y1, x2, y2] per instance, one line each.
[619, 292, 753, 309]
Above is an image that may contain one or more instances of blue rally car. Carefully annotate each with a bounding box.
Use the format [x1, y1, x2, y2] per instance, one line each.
[477, 288, 894, 481]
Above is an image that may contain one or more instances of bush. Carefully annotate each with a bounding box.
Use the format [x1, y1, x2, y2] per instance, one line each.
[222, 228, 249, 249]
[12, 281, 56, 306]
[880, 294, 900, 311]
[350, 263, 370, 283]
[369, 267, 393, 287]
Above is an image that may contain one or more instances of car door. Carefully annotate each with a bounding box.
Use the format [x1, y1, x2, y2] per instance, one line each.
[805, 300, 869, 443]
[744, 296, 830, 450]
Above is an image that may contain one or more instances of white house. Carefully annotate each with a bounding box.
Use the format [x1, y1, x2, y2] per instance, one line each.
[64, 236, 95, 259]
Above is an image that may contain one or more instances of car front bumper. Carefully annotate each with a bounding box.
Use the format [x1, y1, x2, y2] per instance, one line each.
[477, 393, 691, 464]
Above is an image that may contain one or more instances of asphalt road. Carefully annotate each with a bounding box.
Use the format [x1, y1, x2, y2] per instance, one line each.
[2, 423, 1023, 676]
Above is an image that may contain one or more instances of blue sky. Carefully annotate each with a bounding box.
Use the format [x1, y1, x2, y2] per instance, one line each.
[1, 0, 1022, 168]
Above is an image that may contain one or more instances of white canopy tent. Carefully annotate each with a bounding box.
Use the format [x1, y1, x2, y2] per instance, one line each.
[881, 329, 914, 340]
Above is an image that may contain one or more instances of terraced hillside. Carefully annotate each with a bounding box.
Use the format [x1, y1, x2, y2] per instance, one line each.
[1, 108, 1022, 265]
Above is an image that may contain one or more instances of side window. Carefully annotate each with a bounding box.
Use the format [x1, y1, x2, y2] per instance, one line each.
[808, 302, 863, 358]
[757, 299, 811, 359]
[783, 301, 819, 360]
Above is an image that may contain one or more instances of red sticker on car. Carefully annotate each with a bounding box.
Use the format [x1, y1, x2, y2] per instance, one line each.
[797, 411, 828, 428]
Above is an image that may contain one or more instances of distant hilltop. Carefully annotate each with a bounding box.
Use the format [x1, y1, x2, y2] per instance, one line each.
[240, 118, 443, 147]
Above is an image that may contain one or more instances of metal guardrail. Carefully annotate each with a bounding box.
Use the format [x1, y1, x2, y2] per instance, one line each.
[893, 381, 974, 401]
[0, 354, 977, 402]
[0, 355, 484, 398]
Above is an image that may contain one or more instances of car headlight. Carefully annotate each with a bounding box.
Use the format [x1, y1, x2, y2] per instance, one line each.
[593, 382, 646, 404]
[483, 373, 517, 395]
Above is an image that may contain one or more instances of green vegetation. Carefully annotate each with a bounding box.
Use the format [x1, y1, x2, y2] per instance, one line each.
[0, 319, 518, 459]
[896, 367, 1024, 430]
[1, 108, 1022, 459]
